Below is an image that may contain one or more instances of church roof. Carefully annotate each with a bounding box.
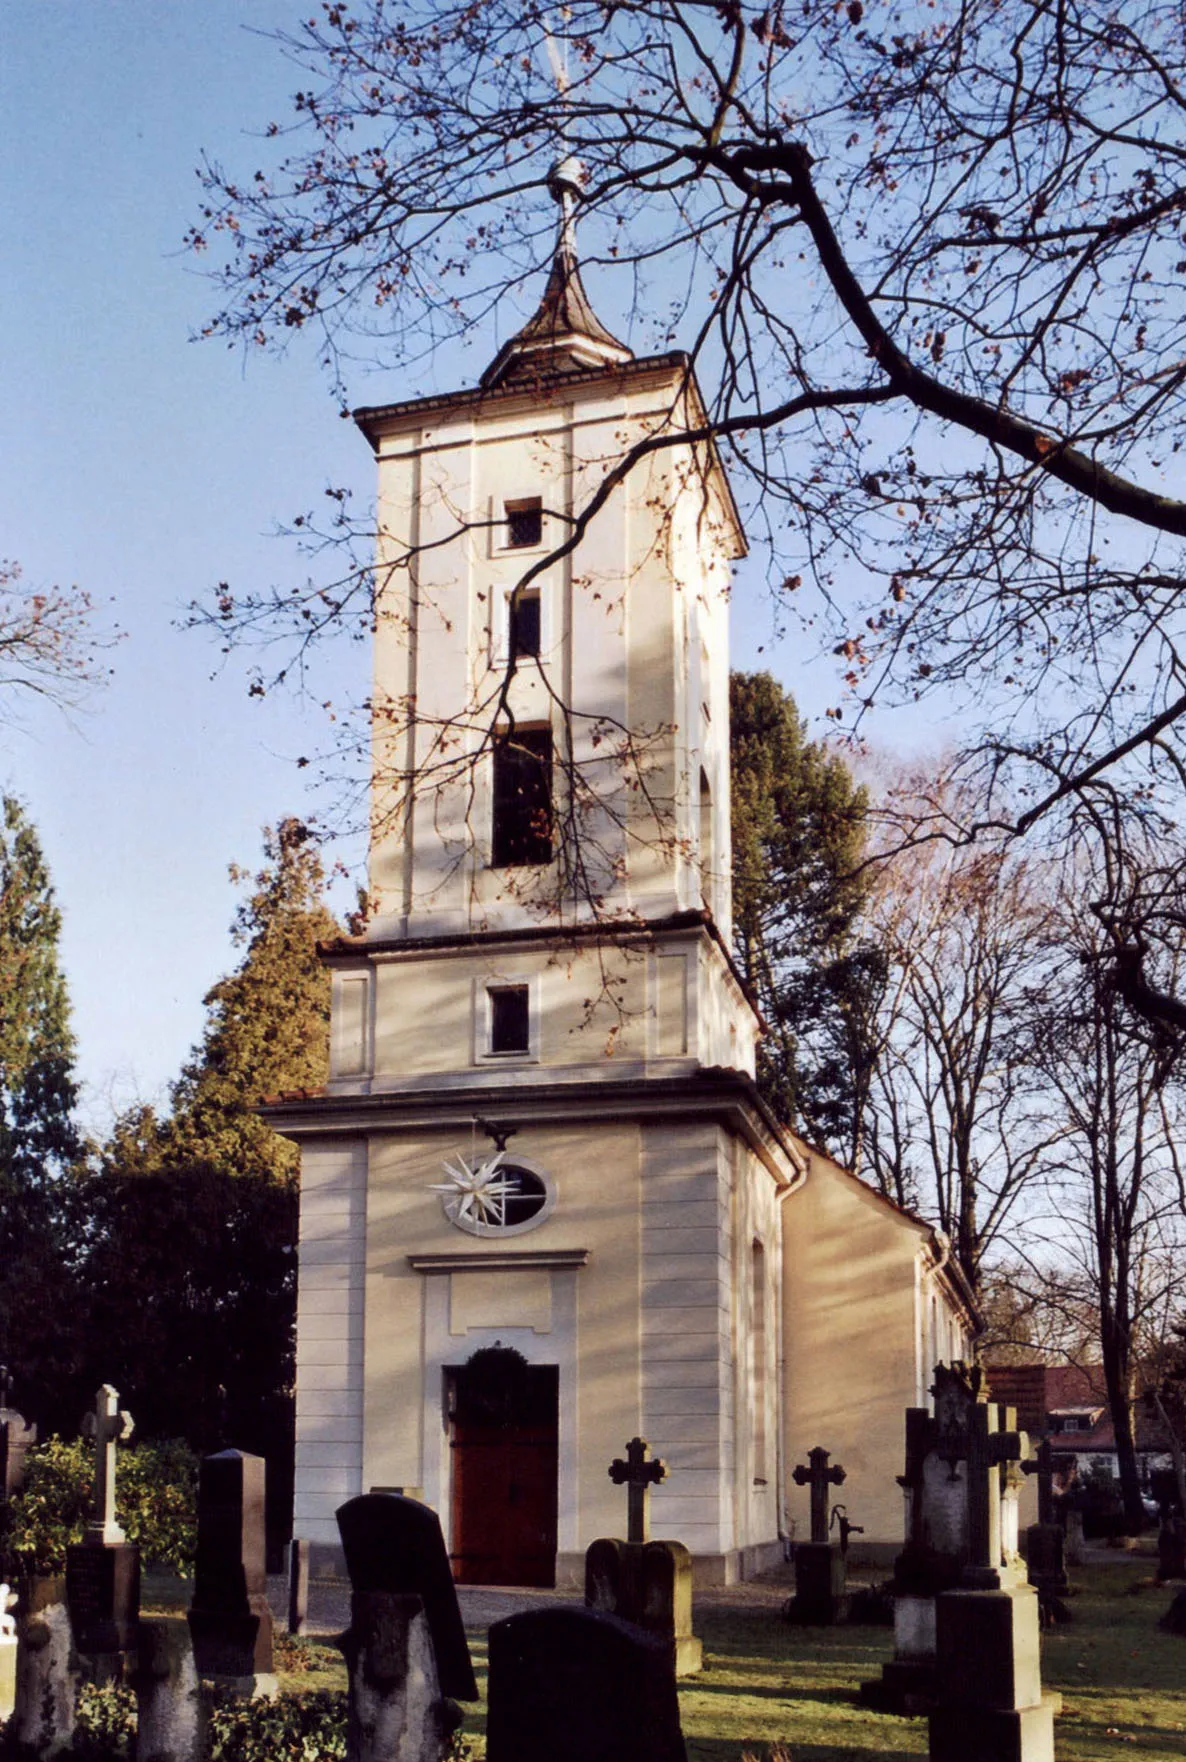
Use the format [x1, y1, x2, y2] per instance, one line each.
[480, 159, 633, 390]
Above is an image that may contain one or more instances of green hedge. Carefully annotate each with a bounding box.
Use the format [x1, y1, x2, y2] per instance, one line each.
[0, 1437, 198, 1577]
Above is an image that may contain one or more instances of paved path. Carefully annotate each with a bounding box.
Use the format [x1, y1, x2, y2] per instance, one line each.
[270, 1562, 801, 1639]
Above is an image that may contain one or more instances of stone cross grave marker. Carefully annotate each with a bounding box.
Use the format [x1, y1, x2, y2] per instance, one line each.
[792, 1446, 846, 1546]
[82, 1385, 134, 1545]
[609, 1438, 667, 1546]
[1022, 1437, 1057, 1528]
[964, 1401, 1026, 1588]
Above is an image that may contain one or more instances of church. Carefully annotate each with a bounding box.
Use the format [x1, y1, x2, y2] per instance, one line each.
[267, 165, 979, 1586]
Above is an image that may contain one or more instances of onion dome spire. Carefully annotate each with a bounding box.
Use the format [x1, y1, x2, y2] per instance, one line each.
[481, 158, 633, 389]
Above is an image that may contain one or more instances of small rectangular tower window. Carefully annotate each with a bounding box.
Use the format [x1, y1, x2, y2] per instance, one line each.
[488, 984, 530, 1055]
[492, 726, 554, 866]
[509, 588, 542, 660]
[505, 497, 543, 549]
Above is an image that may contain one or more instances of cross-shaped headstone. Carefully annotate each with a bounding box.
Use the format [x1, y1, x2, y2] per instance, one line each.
[81, 1384, 134, 1546]
[608, 1437, 667, 1544]
[1022, 1437, 1058, 1527]
[792, 1446, 846, 1545]
[965, 1401, 1025, 1584]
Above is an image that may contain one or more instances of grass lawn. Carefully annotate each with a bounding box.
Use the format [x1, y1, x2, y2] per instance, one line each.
[268, 1562, 1186, 1760]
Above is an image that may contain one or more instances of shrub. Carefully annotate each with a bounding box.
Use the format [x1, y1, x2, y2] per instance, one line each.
[208, 1689, 347, 1762]
[0, 1437, 198, 1577]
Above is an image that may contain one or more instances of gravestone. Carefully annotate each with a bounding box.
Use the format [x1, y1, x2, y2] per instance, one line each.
[336, 1493, 477, 1700]
[0, 1582, 16, 1721]
[929, 1397, 1059, 1762]
[11, 1598, 78, 1757]
[288, 1537, 311, 1636]
[487, 1605, 686, 1762]
[133, 1618, 207, 1762]
[335, 1493, 476, 1762]
[1022, 1440, 1071, 1620]
[585, 1437, 702, 1675]
[186, 1450, 275, 1695]
[786, 1445, 848, 1624]
[65, 1385, 140, 1667]
[862, 1364, 983, 1713]
[0, 1367, 36, 1501]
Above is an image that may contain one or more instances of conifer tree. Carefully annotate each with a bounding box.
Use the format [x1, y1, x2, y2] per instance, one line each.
[87, 821, 339, 1531]
[730, 673, 883, 1166]
[0, 796, 83, 1422]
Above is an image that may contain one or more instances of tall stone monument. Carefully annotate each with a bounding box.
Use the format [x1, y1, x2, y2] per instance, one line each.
[929, 1397, 1060, 1762]
[65, 1385, 140, 1670]
[584, 1437, 702, 1675]
[1022, 1439, 1071, 1621]
[186, 1450, 275, 1696]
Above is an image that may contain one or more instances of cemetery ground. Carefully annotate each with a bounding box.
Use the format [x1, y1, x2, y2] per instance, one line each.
[205, 1552, 1185, 1761]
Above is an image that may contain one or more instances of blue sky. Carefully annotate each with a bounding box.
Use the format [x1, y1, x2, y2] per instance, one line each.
[1, 3, 919, 1133]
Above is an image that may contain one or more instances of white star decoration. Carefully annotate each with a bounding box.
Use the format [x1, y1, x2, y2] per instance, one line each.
[430, 1150, 519, 1231]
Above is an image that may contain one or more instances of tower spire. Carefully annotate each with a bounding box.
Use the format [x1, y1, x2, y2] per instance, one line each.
[481, 159, 632, 389]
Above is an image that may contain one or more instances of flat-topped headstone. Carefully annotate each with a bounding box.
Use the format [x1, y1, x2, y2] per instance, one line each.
[186, 1450, 274, 1692]
[487, 1605, 686, 1762]
[336, 1493, 477, 1702]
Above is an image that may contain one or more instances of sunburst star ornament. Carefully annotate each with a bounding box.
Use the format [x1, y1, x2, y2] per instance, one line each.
[430, 1150, 519, 1231]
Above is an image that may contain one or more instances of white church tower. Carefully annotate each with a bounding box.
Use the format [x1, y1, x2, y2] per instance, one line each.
[270, 169, 978, 1583]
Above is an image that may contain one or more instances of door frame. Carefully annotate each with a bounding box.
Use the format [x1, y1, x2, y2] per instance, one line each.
[414, 1262, 581, 1559]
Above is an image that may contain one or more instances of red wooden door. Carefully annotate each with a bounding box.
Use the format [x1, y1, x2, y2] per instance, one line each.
[449, 1362, 558, 1587]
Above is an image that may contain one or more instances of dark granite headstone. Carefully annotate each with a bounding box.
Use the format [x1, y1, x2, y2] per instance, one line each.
[336, 1493, 476, 1701]
[66, 1541, 140, 1657]
[186, 1450, 274, 1686]
[486, 1606, 685, 1762]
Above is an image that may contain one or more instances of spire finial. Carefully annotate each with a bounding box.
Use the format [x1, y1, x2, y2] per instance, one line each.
[548, 156, 584, 259]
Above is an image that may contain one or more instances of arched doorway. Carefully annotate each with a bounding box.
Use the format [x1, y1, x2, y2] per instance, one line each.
[448, 1345, 559, 1586]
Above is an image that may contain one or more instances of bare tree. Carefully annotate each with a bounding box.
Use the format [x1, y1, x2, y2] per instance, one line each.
[860, 771, 1059, 1292]
[1028, 871, 1186, 1530]
[188, 1, 1186, 861]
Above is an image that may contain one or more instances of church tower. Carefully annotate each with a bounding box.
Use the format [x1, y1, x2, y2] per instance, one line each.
[273, 166, 804, 1585]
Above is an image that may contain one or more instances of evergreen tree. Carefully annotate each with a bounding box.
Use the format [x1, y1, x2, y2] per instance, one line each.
[0, 796, 84, 1425]
[88, 820, 339, 1543]
[730, 674, 883, 1165]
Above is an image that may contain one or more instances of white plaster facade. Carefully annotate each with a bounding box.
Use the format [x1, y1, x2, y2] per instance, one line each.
[271, 218, 979, 1582]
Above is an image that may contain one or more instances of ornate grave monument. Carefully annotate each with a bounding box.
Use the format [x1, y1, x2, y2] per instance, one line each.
[487, 1605, 686, 1762]
[929, 1397, 1060, 1762]
[335, 1493, 477, 1762]
[585, 1437, 702, 1675]
[863, 1363, 984, 1712]
[186, 1450, 275, 1696]
[65, 1385, 139, 1670]
[785, 1445, 848, 1624]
